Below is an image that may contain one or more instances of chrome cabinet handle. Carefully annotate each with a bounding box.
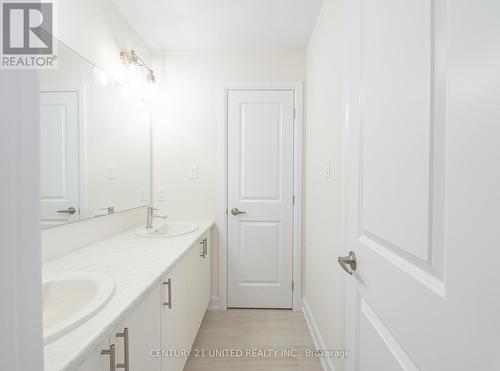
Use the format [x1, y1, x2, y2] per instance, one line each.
[101, 344, 116, 371]
[200, 238, 208, 258]
[231, 208, 246, 216]
[115, 328, 129, 371]
[163, 278, 172, 308]
[338, 251, 357, 275]
[57, 207, 76, 215]
[99, 207, 115, 215]
[200, 239, 205, 258]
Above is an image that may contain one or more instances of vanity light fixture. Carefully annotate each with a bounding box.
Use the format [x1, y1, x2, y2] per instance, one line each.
[120, 49, 156, 83]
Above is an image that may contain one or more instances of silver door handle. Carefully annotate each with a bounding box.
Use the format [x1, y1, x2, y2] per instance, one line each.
[338, 251, 357, 275]
[231, 208, 246, 216]
[57, 207, 76, 215]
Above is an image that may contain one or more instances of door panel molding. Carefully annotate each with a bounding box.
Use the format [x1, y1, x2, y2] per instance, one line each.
[359, 234, 445, 297]
[357, 298, 419, 371]
[355, 0, 447, 287]
[218, 81, 303, 311]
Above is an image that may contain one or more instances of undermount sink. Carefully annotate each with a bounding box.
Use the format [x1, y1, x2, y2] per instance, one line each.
[135, 223, 198, 238]
[42, 272, 115, 344]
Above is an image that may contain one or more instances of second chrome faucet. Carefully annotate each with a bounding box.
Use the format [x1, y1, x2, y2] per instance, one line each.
[146, 207, 167, 229]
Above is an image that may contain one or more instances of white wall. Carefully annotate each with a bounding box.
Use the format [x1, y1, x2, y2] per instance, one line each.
[41, 0, 152, 262]
[304, 0, 346, 370]
[0, 71, 44, 371]
[152, 50, 305, 297]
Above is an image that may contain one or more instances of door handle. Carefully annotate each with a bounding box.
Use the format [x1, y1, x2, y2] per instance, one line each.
[338, 251, 357, 275]
[231, 208, 246, 216]
[57, 207, 76, 215]
[115, 328, 129, 371]
[101, 344, 116, 371]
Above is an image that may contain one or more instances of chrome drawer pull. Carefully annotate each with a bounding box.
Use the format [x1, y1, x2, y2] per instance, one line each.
[101, 344, 116, 371]
[163, 278, 172, 308]
[115, 328, 129, 371]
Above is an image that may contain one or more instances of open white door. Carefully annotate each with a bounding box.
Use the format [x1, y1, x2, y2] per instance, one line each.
[227, 90, 295, 309]
[343, 1, 500, 370]
[40, 91, 80, 228]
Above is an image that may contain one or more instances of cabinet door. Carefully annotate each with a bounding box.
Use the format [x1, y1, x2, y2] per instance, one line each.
[187, 233, 212, 347]
[187, 237, 204, 346]
[74, 337, 111, 371]
[200, 231, 211, 312]
[161, 256, 188, 371]
[113, 285, 162, 371]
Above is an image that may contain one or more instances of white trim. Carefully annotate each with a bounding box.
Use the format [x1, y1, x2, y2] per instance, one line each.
[302, 299, 336, 371]
[207, 296, 220, 311]
[218, 81, 303, 311]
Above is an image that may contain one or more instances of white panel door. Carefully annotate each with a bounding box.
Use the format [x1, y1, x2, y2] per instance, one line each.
[227, 90, 294, 308]
[343, 1, 500, 370]
[40, 91, 80, 228]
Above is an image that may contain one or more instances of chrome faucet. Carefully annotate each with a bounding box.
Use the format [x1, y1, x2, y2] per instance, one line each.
[146, 207, 167, 229]
[99, 206, 115, 215]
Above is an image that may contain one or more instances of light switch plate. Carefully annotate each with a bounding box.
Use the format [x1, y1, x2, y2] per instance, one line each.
[159, 189, 166, 202]
[139, 188, 149, 202]
[189, 165, 199, 179]
[107, 165, 116, 180]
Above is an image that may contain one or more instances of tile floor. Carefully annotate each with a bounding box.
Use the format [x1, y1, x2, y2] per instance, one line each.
[184, 309, 323, 371]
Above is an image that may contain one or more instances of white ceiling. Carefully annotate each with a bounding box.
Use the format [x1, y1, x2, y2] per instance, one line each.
[111, 0, 324, 50]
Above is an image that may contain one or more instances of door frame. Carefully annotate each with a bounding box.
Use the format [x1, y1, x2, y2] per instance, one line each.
[218, 81, 303, 311]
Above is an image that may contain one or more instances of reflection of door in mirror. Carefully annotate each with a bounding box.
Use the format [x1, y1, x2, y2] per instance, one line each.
[40, 91, 80, 228]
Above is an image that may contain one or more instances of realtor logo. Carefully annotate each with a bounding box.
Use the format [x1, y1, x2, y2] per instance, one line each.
[1, 1, 57, 69]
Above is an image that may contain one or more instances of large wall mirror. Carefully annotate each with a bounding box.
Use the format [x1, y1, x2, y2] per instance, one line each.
[39, 40, 151, 229]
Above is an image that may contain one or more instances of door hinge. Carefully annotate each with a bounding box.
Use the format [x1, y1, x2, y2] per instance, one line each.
[293, 108, 296, 120]
[292, 280, 295, 291]
[292, 195, 295, 205]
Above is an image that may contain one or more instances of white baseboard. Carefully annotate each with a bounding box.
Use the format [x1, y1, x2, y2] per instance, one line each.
[207, 296, 220, 311]
[302, 298, 336, 371]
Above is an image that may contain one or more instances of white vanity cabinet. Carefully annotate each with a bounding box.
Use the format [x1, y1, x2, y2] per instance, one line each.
[73, 230, 212, 371]
[162, 230, 211, 371]
[161, 256, 189, 371]
[187, 233, 211, 347]
[74, 286, 162, 371]
[112, 285, 162, 371]
[74, 338, 111, 371]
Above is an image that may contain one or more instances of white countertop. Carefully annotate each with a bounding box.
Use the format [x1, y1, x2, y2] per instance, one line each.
[43, 220, 215, 371]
